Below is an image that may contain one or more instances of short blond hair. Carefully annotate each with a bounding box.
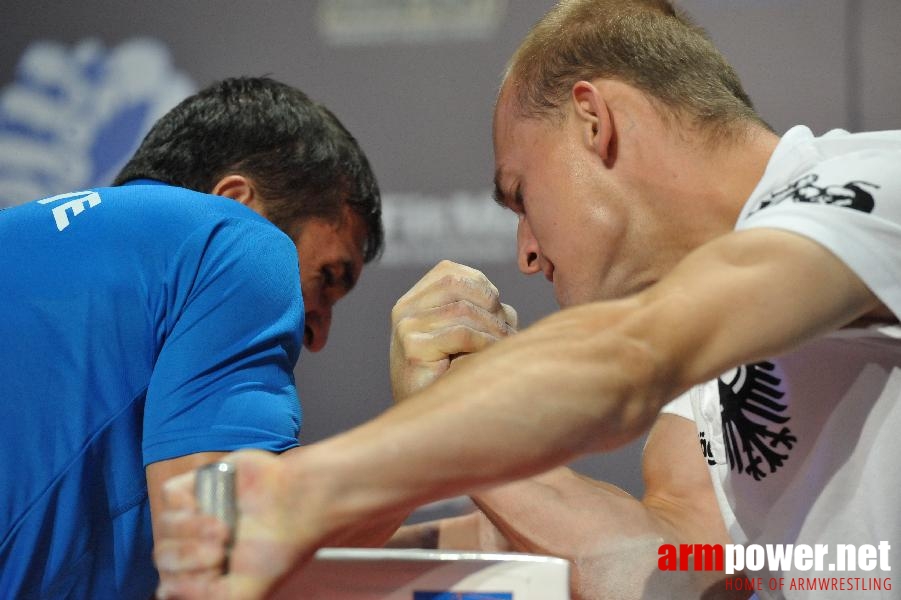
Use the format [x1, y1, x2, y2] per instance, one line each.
[505, 0, 770, 135]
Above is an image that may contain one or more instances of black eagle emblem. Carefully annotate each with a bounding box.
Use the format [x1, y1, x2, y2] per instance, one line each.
[719, 362, 796, 481]
[749, 173, 878, 216]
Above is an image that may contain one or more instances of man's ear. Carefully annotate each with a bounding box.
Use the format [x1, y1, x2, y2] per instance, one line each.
[210, 174, 264, 213]
[571, 80, 614, 164]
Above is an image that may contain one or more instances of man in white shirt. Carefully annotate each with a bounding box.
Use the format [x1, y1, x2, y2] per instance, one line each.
[154, 2, 900, 598]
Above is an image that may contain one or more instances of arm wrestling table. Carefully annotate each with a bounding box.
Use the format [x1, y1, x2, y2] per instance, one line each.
[270, 548, 571, 599]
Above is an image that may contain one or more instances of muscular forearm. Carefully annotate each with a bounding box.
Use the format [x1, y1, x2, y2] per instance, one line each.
[294, 296, 671, 539]
[473, 469, 674, 600]
[472, 466, 742, 600]
[473, 468, 653, 557]
[385, 471, 715, 600]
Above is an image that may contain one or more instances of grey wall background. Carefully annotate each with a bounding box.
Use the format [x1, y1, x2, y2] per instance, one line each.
[2, 0, 899, 511]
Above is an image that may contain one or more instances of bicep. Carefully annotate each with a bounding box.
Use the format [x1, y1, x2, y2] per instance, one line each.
[641, 414, 727, 543]
[643, 228, 883, 394]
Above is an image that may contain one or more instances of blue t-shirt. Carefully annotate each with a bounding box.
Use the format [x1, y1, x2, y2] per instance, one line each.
[0, 181, 303, 598]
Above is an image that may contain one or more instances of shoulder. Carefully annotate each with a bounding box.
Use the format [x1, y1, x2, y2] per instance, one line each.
[742, 129, 901, 222]
[100, 182, 294, 258]
[110, 183, 301, 311]
[102, 182, 273, 226]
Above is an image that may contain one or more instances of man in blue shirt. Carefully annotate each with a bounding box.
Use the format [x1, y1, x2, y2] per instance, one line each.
[154, 2, 901, 599]
[0, 76, 383, 598]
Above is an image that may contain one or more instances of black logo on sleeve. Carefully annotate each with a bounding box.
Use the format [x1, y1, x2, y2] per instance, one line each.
[720, 362, 795, 481]
[749, 174, 879, 215]
[699, 431, 716, 466]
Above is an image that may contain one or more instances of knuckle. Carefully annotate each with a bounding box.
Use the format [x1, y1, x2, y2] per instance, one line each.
[437, 273, 460, 289]
[443, 299, 471, 317]
[391, 301, 410, 323]
[393, 314, 414, 335]
[401, 331, 433, 357]
[448, 324, 476, 344]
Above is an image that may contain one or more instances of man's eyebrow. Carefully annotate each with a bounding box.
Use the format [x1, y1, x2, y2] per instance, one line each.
[492, 171, 508, 208]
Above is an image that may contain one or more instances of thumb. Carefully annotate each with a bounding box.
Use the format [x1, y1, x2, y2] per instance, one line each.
[501, 303, 518, 331]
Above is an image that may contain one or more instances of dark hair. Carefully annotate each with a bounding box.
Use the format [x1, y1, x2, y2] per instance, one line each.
[114, 76, 383, 262]
[506, 0, 770, 138]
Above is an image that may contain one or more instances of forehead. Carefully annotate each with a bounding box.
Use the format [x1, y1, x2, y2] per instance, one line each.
[493, 90, 557, 194]
[297, 208, 366, 265]
[492, 84, 521, 152]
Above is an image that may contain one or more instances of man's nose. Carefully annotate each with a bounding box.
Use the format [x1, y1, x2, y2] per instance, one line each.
[303, 304, 332, 352]
[517, 217, 541, 275]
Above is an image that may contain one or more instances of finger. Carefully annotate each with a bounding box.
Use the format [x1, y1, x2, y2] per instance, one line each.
[159, 450, 294, 600]
[157, 572, 227, 600]
[399, 260, 494, 300]
[395, 281, 502, 324]
[157, 509, 228, 545]
[155, 528, 228, 573]
[395, 301, 513, 351]
[162, 470, 199, 511]
[501, 303, 518, 330]
[403, 326, 503, 363]
[394, 264, 502, 321]
[155, 480, 229, 573]
[447, 352, 479, 371]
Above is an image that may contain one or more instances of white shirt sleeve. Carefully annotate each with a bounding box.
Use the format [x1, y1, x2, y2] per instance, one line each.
[660, 391, 695, 421]
[738, 149, 901, 320]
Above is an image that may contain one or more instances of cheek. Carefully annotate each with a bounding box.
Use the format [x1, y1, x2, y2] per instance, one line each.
[527, 205, 563, 247]
[578, 202, 628, 264]
[299, 277, 319, 308]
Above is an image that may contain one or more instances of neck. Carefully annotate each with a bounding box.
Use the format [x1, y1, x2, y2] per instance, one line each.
[630, 119, 780, 246]
[596, 79, 780, 244]
[687, 123, 780, 227]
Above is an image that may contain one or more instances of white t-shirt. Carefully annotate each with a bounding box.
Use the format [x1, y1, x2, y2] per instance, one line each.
[663, 126, 901, 599]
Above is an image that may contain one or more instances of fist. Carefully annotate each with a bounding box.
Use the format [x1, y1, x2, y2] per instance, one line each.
[390, 260, 517, 401]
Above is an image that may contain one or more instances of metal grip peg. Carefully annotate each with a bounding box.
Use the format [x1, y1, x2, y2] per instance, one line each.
[195, 462, 238, 550]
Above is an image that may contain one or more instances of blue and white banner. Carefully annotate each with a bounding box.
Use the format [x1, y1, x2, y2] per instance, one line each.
[0, 37, 194, 207]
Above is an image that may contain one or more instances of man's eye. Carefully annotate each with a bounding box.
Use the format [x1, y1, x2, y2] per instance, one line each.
[514, 188, 526, 214]
[322, 268, 336, 287]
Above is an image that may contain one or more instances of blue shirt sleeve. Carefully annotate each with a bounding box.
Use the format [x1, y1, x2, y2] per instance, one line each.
[142, 218, 303, 466]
